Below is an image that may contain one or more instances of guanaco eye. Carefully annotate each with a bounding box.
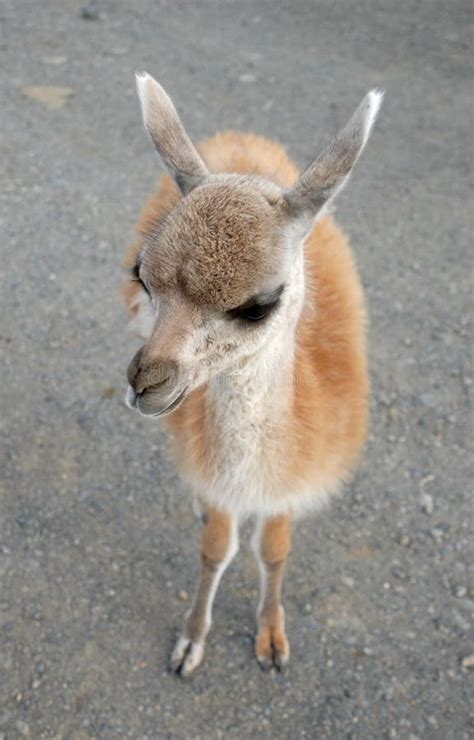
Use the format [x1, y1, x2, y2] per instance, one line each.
[131, 262, 151, 297]
[226, 285, 284, 323]
[229, 302, 277, 322]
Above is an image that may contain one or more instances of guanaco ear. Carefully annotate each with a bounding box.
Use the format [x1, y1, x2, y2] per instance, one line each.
[135, 71, 209, 195]
[283, 89, 383, 233]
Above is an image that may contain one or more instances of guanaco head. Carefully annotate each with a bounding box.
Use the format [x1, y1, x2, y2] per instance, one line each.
[126, 72, 382, 417]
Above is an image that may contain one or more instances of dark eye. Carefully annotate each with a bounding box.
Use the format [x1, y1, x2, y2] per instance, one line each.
[231, 302, 277, 322]
[130, 263, 150, 297]
[226, 288, 283, 324]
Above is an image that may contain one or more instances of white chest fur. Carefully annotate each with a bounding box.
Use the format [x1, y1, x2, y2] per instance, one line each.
[195, 345, 335, 519]
[202, 345, 294, 518]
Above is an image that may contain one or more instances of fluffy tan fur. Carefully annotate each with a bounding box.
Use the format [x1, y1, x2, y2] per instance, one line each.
[124, 130, 368, 500]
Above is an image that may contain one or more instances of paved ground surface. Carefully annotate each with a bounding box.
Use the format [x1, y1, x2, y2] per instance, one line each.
[1, 1, 473, 738]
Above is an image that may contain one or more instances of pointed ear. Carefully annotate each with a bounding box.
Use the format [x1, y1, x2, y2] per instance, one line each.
[283, 89, 384, 232]
[135, 71, 209, 195]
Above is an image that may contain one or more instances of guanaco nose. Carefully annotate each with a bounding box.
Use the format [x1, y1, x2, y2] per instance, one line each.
[127, 349, 178, 395]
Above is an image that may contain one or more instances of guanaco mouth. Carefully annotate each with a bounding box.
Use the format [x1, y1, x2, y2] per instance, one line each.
[126, 385, 187, 418]
[150, 387, 187, 417]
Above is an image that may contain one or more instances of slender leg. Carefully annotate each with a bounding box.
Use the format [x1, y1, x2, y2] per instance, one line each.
[252, 513, 292, 670]
[171, 507, 238, 677]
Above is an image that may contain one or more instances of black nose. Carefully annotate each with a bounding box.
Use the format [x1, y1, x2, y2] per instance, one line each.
[127, 349, 178, 394]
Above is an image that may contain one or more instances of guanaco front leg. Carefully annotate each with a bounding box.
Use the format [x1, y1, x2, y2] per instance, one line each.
[253, 513, 292, 670]
[171, 507, 238, 677]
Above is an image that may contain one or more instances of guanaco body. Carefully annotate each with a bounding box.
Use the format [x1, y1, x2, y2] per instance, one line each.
[124, 72, 382, 676]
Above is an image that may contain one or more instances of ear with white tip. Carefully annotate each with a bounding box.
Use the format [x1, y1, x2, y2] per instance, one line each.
[135, 71, 209, 195]
[283, 89, 384, 230]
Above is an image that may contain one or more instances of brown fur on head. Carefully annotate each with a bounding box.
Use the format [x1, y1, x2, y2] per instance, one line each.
[141, 175, 286, 310]
[126, 73, 382, 418]
[125, 173, 293, 418]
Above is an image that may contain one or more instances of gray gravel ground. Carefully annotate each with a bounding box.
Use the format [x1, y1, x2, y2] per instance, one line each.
[1, 1, 473, 738]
